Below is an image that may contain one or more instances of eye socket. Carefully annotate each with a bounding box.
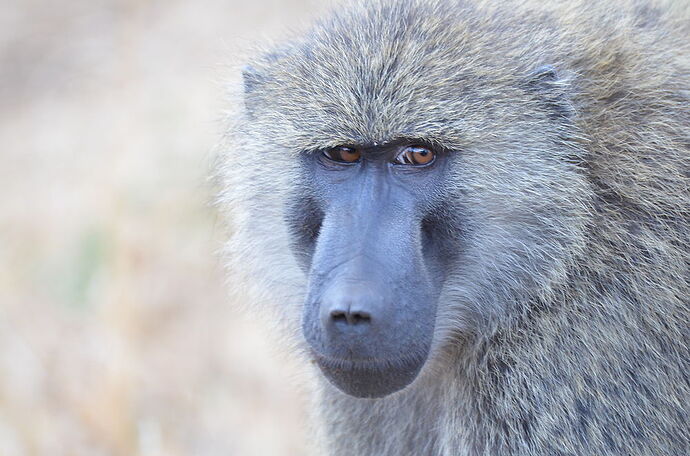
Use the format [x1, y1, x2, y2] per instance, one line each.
[394, 145, 435, 166]
[322, 146, 361, 163]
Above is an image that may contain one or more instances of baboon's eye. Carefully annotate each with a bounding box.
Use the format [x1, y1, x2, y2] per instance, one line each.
[394, 146, 435, 166]
[322, 146, 361, 163]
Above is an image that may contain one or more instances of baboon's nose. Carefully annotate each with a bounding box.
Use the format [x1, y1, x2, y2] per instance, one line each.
[320, 282, 382, 336]
[329, 307, 372, 326]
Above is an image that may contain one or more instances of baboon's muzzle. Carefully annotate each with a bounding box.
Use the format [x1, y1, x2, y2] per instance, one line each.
[300, 162, 439, 398]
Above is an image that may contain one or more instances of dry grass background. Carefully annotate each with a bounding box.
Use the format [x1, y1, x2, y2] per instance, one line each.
[0, 0, 333, 454]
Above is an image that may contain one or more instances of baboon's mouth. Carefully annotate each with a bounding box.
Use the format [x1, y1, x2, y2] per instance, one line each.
[312, 351, 427, 398]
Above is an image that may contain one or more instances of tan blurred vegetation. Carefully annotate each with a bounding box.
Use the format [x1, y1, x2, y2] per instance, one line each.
[0, 0, 331, 454]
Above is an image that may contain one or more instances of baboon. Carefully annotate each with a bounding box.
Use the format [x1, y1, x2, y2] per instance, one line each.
[216, 0, 689, 454]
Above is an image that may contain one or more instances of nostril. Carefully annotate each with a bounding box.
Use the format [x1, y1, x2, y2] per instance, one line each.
[350, 311, 371, 324]
[331, 310, 348, 323]
[329, 308, 371, 325]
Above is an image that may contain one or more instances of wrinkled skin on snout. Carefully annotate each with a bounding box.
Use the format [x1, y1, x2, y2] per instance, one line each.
[288, 143, 451, 398]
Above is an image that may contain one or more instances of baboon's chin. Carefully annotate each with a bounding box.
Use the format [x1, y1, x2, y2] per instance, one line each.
[314, 354, 427, 398]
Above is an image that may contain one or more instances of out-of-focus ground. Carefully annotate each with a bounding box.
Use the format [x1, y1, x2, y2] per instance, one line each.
[0, 1, 330, 454]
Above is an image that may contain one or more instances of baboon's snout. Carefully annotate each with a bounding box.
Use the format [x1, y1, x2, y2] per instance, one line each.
[302, 249, 437, 397]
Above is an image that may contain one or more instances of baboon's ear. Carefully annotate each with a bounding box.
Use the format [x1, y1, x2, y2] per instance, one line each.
[526, 64, 574, 119]
[242, 48, 291, 117]
[242, 64, 265, 117]
[242, 65, 265, 95]
[528, 64, 559, 86]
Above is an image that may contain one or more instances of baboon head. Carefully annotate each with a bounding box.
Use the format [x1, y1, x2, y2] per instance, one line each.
[221, 1, 592, 398]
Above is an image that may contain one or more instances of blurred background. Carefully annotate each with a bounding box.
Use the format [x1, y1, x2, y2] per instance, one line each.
[0, 0, 332, 454]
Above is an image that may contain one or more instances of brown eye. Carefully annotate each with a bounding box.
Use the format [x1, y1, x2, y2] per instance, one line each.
[322, 146, 361, 163]
[395, 146, 435, 166]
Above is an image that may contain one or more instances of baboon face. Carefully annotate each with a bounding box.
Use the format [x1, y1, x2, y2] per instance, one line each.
[290, 142, 450, 397]
[283, 126, 586, 397]
[235, 2, 591, 398]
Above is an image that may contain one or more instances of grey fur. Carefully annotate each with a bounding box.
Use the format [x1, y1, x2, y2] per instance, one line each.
[216, 0, 689, 454]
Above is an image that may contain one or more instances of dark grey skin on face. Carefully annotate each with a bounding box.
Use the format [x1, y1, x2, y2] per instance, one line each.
[288, 143, 453, 397]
